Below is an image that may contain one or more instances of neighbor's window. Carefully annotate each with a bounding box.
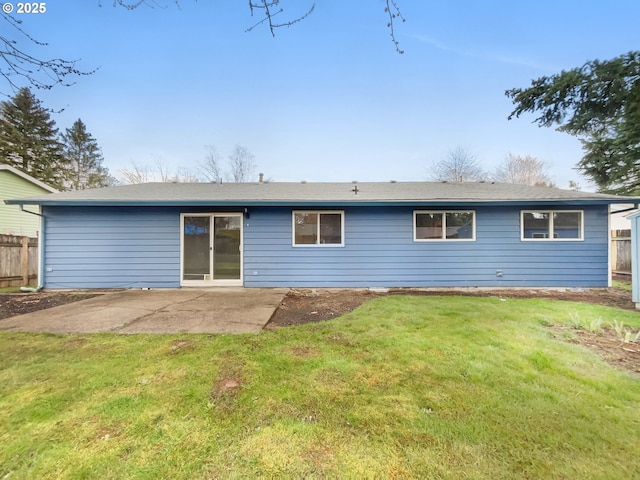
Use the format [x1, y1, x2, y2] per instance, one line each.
[414, 211, 475, 241]
[293, 211, 344, 246]
[521, 210, 583, 240]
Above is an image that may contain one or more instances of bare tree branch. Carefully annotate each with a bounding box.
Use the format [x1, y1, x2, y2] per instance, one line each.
[384, 0, 406, 55]
[2, 1, 406, 95]
[493, 153, 553, 187]
[101, 1, 162, 10]
[175, 166, 200, 182]
[119, 158, 200, 183]
[429, 146, 487, 183]
[119, 162, 152, 184]
[153, 157, 172, 182]
[0, 13, 95, 96]
[198, 145, 224, 182]
[228, 144, 257, 182]
[246, 1, 405, 53]
[246, 1, 316, 36]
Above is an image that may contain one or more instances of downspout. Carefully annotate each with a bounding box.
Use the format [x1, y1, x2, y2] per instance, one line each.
[608, 204, 612, 287]
[18, 204, 44, 292]
[632, 214, 640, 308]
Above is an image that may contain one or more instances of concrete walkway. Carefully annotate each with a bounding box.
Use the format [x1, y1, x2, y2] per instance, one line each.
[0, 288, 289, 334]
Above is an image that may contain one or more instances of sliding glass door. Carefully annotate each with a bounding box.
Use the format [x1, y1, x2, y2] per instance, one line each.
[213, 215, 241, 280]
[181, 213, 242, 285]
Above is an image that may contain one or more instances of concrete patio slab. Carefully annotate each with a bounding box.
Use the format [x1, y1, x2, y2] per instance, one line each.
[0, 288, 288, 334]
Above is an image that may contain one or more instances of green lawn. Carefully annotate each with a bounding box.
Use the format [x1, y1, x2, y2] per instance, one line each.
[0, 287, 22, 293]
[613, 279, 633, 292]
[1, 296, 640, 479]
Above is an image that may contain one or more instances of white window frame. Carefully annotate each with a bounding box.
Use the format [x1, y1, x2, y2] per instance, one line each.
[520, 210, 584, 241]
[292, 210, 345, 247]
[413, 210, 476, 242]
[180, 212, 244, 286]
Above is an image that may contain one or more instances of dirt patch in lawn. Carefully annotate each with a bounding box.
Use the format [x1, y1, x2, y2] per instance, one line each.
[267, 285, 635, 328]
[267, 281, 640, 375]
[549, 326, 640, 375]
[1, 281, 638, 375]
[266, 289, 381, 328]
[0, 291, 103, 320]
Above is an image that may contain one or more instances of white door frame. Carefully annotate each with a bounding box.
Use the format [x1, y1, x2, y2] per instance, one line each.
[180, 212, 243, 287]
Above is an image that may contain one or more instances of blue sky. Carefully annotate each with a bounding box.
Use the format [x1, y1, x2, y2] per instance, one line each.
[7, 1, 640, 188]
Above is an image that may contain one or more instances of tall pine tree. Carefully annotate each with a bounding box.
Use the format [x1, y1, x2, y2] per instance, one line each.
[0, 88, 67, 189]
[61, 119, 116, 190]
[506, 51, 640, 194]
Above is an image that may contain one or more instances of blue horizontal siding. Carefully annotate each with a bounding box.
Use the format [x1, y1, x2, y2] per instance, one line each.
[42, 206, 181, 288]
[243, 205, 610, 288]
[42, 204, 610, 289]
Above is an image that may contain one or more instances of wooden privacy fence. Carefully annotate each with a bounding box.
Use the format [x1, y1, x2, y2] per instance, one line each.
[611, 229, 631, 275]
[0, 234, 38, 288]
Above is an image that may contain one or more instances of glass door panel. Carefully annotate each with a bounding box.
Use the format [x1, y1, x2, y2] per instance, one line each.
[214, 215, 241, 280]
[183, 216, 211, 281]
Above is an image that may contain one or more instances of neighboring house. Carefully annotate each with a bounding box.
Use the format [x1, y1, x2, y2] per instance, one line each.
[5, 181, 638, 289]
[611, 204, 637, 231]
[0, 164, 58, 237]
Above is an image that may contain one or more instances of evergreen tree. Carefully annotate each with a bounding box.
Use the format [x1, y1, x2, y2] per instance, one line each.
[506, 51, 640, 194]
[61, 119, 116, 190]
[0, 87, 67, 189]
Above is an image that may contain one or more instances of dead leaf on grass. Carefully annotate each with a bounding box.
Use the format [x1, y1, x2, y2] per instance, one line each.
[217, 378, 241, 392]
[168, 339, 193, 354]
[288, 346, 320, 358]
[210, 356, 245, 410]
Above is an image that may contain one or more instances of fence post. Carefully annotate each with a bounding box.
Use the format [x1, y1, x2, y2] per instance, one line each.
[21, 235, 29, 286]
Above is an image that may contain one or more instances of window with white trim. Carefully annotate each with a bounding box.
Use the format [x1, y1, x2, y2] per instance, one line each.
[414, 211, 475, 241]
[521, 210, 583, 240]
[293, 211, 344, 246]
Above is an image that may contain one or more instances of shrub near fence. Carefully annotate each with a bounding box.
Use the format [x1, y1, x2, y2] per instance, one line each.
[0, 234, 38, 288]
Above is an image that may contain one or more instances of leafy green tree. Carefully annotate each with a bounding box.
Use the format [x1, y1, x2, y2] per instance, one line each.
[506, 51, 640, 194]
[0, 87, 67, 189]
[61, 119, 116, 190]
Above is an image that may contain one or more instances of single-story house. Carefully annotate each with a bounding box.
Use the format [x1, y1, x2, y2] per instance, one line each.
[5, 181, 638, 289]
[0, 164, 58, 237]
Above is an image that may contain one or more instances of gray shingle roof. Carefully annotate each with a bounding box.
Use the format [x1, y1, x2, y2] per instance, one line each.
[5, 181, 638, 206]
